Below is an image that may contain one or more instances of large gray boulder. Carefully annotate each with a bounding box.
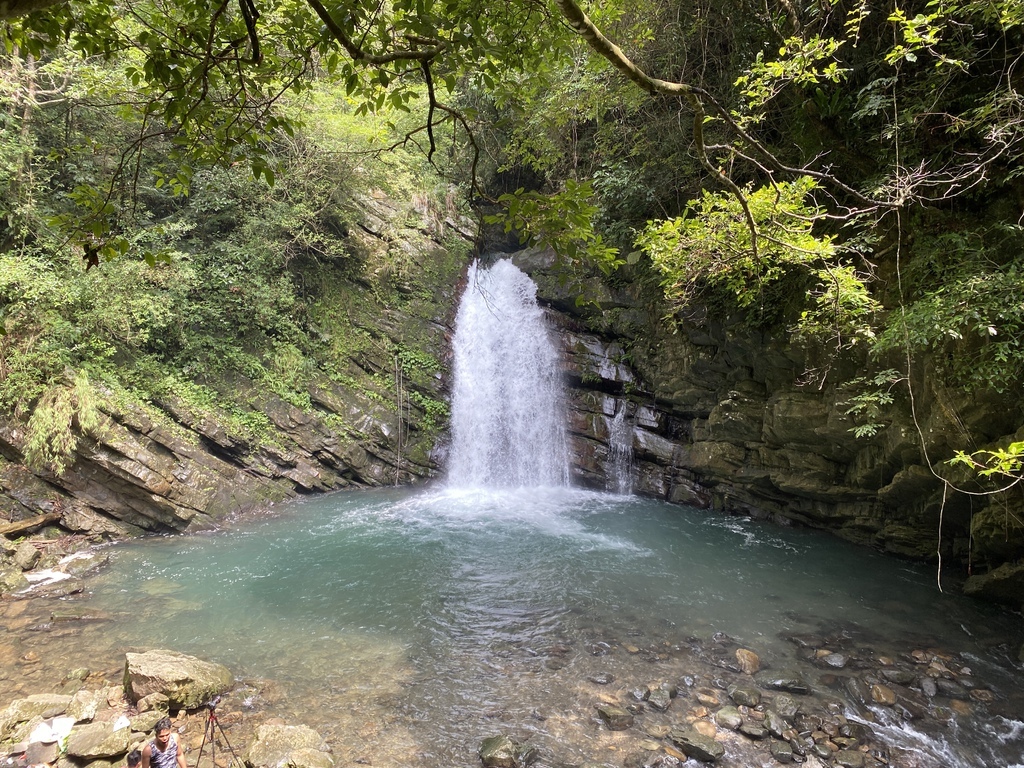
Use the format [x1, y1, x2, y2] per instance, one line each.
[64, 721, 131, 759]
[0, 694, 72, 740]
[243, 724, 332, 768]
[0, 563, 28, 595]
[123, 650, 233, 710]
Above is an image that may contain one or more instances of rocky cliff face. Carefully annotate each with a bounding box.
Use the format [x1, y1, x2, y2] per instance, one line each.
[0, 192, 468, 540]
[511, 248, 1024, 606]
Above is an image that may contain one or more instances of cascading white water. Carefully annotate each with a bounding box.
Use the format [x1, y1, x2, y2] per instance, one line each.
[606, 401, 634, 495]
[447, 258, 569, 488]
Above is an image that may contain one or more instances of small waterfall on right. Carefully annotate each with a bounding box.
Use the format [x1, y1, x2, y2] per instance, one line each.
[606, 402, 634, 495]
[447, 258, 569, 488]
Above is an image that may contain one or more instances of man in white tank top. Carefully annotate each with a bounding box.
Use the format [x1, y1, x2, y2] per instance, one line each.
[141, 718, 186, 768]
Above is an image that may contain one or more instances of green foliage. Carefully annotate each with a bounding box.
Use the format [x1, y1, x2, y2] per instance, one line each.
[874, 226, 1024, 394]
[950, 441, 1024, 481]
[636, 177, 877, 338]
[407, 390, 449, 433]
[841, 369, 903, 438]
[23, 371, 102, 475]
[735, 35, 848, 127]
[0, 46, 461, 462]
[487, 179, 621, 271]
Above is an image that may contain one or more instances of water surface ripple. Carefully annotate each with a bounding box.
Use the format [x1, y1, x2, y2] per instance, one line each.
[7, 488, 1024, 767]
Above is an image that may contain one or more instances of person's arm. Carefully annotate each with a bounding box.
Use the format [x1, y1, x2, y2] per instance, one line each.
[141, 746, 151, 768]
[176, 738, 187, 768]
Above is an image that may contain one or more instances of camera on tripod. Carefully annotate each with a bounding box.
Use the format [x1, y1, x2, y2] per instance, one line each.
[196, 695, 239, 768]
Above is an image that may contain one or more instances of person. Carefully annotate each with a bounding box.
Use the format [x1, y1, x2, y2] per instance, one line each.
[141, 718, 187, 768]
[127, 750, 142, 768]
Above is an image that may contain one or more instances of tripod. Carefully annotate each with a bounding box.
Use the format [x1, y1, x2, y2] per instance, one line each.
[195, 697, 241, 768]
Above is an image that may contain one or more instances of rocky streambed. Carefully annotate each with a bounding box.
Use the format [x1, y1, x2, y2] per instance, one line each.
[2, 525, 1022, 768]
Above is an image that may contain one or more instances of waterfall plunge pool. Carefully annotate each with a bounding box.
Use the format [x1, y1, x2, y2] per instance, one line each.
[7, 487, 1023, 768]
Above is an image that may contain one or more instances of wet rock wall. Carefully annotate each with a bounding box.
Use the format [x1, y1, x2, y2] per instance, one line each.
[513, 248, 1024, 605]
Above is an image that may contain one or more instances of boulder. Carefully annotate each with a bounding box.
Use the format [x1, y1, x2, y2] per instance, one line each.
[0, 563, 29, 594]
[0, 694, 72, 740]
[14, 540, 40, 570]
[123, 650, 233, 710]
[66, 689, 101, 722]
[478, 734, 538, 768]
[64, 721, 130, 759]
[963, 560, 1024, 608]
[243, 724, 331, 768]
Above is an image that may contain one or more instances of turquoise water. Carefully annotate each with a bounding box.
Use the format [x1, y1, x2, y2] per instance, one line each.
[20, 488, 1024, 766]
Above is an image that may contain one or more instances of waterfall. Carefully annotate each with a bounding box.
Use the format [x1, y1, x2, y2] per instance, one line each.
[606, 402, 635, 495]
[448, 259, 569, 488]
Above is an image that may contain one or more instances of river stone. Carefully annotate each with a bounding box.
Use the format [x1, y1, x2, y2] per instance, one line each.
[66, 689, 101, 722]
[714, 706, 743, 731]
[123, 650, 233, 709]
[14, 540, 40, 570]
[880, 668, 915, 685]
[727, 684, 761, 707]
[478, 734, 538, 768]
[822, 653, 849, 669]
[668, 728, 724, 763]
[833, 750, 865, 768]
[764, 709, 787, 738]
[648, 687, 672, 711]
[842, 677, 872, 707]
[630, 686, 651, 701]
[754, 672, 809, 695]
[935, 678, 968, 698]
[0, 563, 29, 594]
[735, 648, 760, 674]
[918, 677, 938, 698]
[769, 739, 794, 763]
[695, 688, 720, 707]
[771, 694, 799, 719]
[738, 722, 768, 740]
[244, 724, 331, 768]
[870, 684, 897, 706]
[65, 721, 130, 758]
[596, 704, 634, 730]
